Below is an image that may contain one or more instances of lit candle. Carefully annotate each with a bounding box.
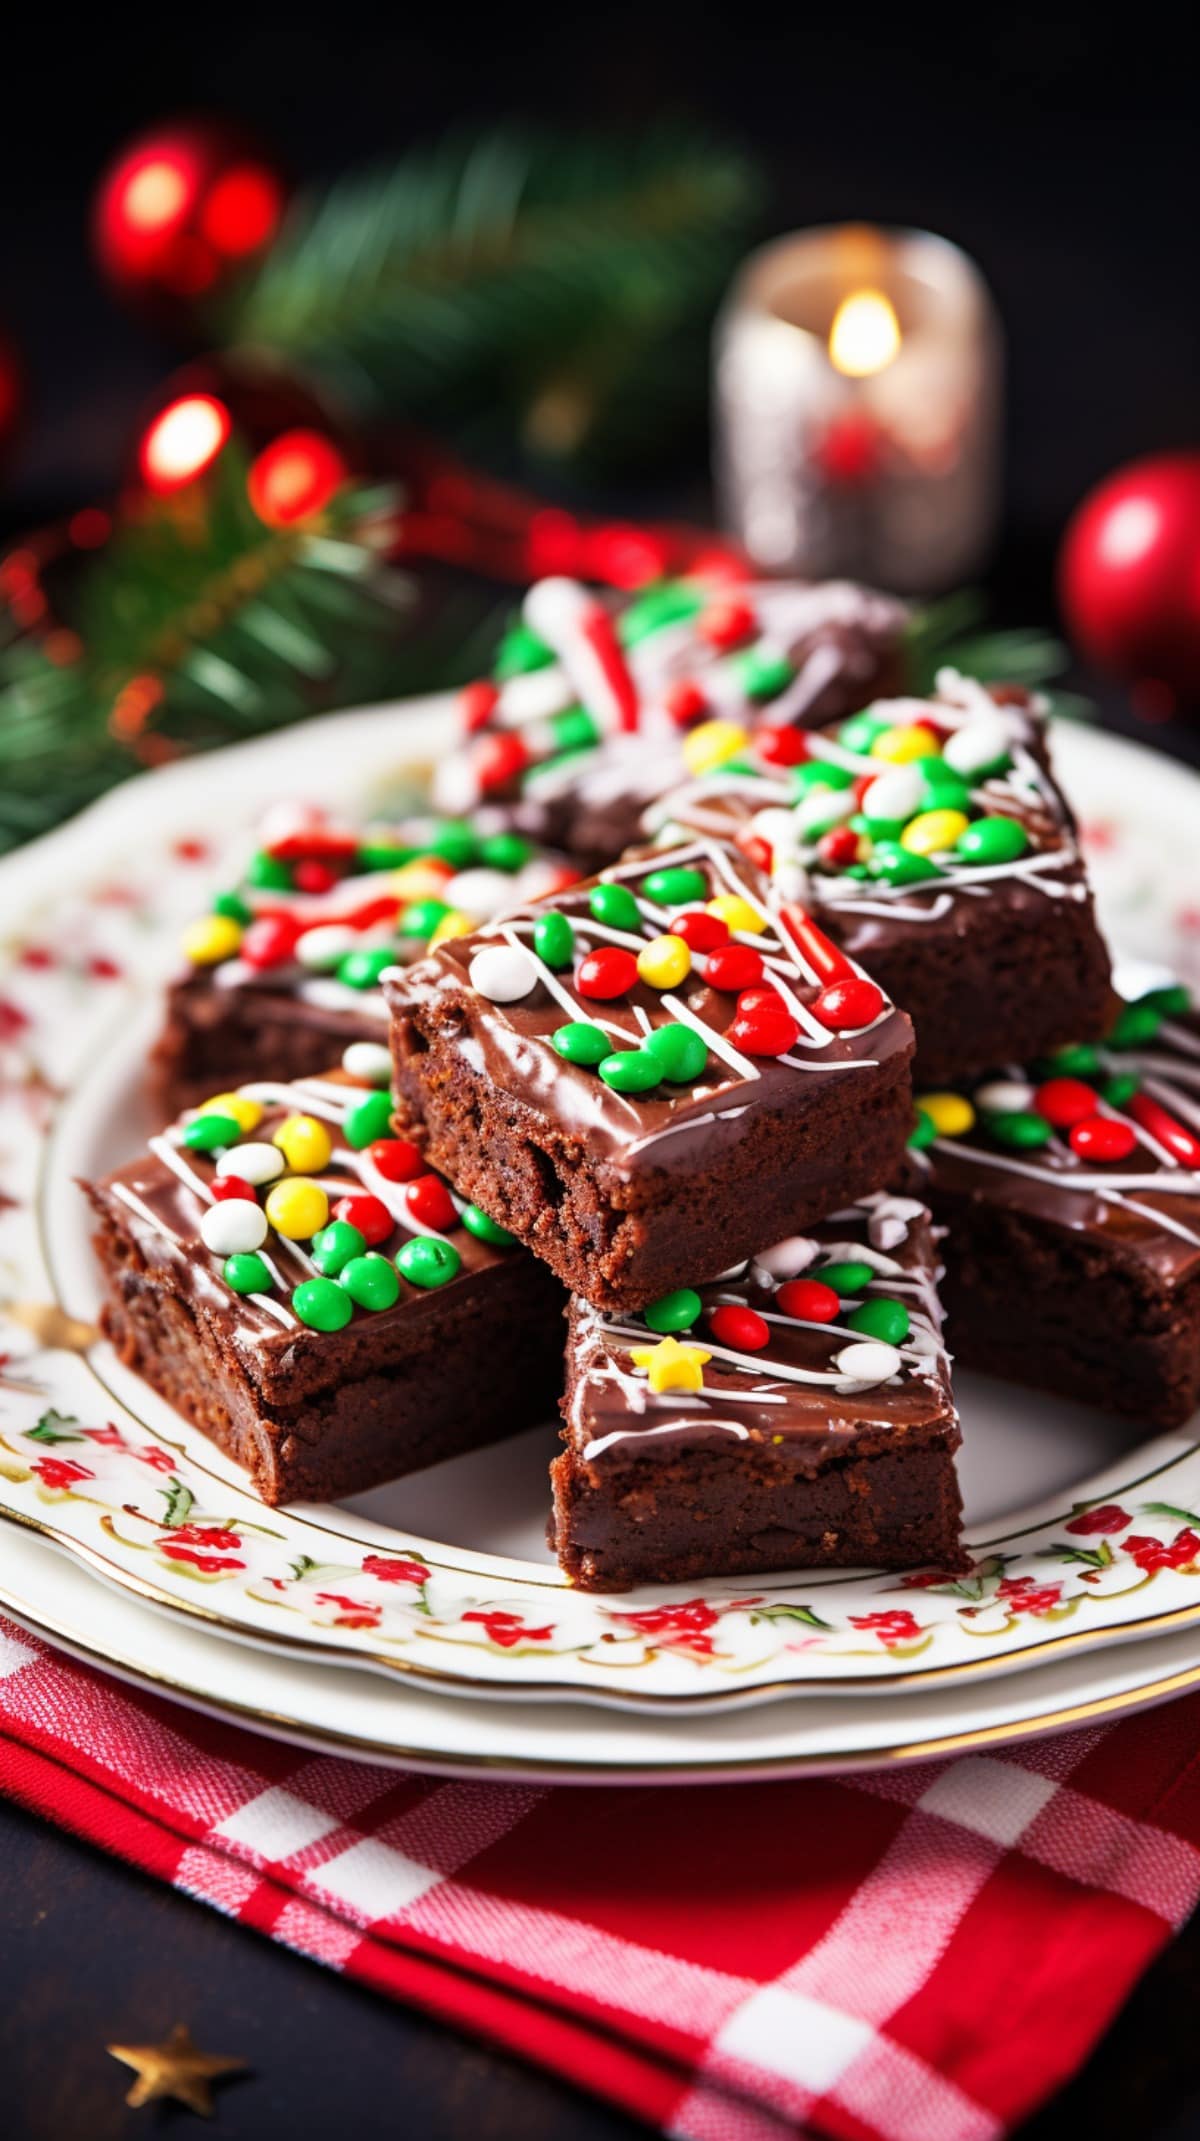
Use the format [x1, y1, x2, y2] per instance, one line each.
[714, 225, 1003, 594]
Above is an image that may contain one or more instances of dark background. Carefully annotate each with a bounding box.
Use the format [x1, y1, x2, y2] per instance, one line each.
[3, 11, 1200, 2138]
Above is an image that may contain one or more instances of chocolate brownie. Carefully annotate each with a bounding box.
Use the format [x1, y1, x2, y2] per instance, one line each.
[435, 573, 909, 869]
[153, 800, 579, 1113]
[86, 1049, 565, 1505]
[648, 670, 1113, 1084]
[385, 838, 915, 1314]
[550, 1192, 962, 1589]
[911, 980, 1200, 1428]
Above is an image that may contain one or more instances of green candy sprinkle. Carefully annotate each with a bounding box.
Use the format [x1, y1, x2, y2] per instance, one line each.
[343, 1090, 394, 1149]
[311, 1219, 367, 1276]
[908, 1106, 937, 1150]
[867, 843, 942, 886]
[918, 763, 971, 815]
[428, 821, 480, 870]
[495, 621, 553, 680]
[589, 882, 642, 931]
[618, 580, 705, 645]
[641, 864, 707, 907]
[838, 709, 893, 753]
[552, 705, 602, 754]
[337, 947, 397, 990]
[292, 1277, 355, 1331]
[987, 1110, 1053, 1150]
[396, 1236, 462, 1289]
[399, 897, 451, 940]
[645, 1022, 708, 1083]
[820, 1260, 874, 1297]
[212, 890, 252, 924]
[522, 744, 593, 792]
[789, 759, 855, 798]
[848, 1298, 911, 1345]
[737, 648, 795, 701]
[1139, 984, 1191, 1017]
[598, 1048, 662, 1093]
[183, 1112, 241, 1152]
[340, 1254, 401, 1312]
[1108, 1002, 1162, 1049]
[844, 863, 871, 880]
[481, 831, 533, 872]
[644, 1287, 703, 1333]
[534, 911, 576, 969]
[356, 841, 415, 873]
[553, 1021, 611, 1067]
[1100, 1071, 1140, 1106]
[462, 1204, 517, 1246]
[955, 815, 1030, 865]
[224, 1252, 271, 1294]
[1045, 1042, 1101, 1077]
[245, 851, 293, 891]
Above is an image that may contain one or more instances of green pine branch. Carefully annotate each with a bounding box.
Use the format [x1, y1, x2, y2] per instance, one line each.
[216, 126, 762, 469]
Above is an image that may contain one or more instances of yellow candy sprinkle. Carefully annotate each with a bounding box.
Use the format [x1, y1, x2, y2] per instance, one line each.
[681, 719, 750, 776]
[870, 723, 943, 764]
[636, 933, 692, 990]
[629, 1334, 712, 1394]
[706, 893, 766, 936]
[264, 1177, 330, 1240]
[917, 1091, 976, 1138]
[271, 1113, 334, 1173]
[428, 908, 475, 948]
[182, 915, 243, 966]
[389, 860, 452, 901]
[200, 1091, 263, 1134]
[900, 808, 971, 856]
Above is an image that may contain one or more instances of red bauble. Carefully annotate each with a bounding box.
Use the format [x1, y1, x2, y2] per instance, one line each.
[247, 430, 350, 526]
[1058, 454, 1200, 713]
[93, 120, 286, 318]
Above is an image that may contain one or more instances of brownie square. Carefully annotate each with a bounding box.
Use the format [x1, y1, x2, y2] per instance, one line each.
[153, 803, 578, 1114]
[434, 575, 909, 869]
[386, 838, 915, 1315]
[550, 1192, 962, 1589]
[913, 980, 1200, 1428]
[86, 1055, 565, 1505]
[648, 672, 1113, 1085]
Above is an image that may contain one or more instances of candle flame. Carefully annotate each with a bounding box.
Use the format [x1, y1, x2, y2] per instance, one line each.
[828, 289, 901, 377]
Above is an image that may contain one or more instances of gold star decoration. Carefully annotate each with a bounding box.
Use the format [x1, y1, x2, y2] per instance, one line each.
[629, 1333, 712, 1393]
[107, 2023, 248, 2116]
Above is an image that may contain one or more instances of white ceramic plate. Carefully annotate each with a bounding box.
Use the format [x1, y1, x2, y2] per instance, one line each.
[1, 700, 1199, 1744]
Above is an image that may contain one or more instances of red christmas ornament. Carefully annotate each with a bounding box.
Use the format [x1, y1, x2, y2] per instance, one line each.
[247, 430, 350, 526]
[93, 120, 286, 318]
[1058, 453, 1200, 713]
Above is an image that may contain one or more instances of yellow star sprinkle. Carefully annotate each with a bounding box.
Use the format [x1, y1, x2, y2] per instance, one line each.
[107, 2022, 248, 2116]
[629, 1334, 712, 1393]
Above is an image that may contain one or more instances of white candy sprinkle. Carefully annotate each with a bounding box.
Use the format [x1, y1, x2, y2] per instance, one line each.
[835, 1339, 902, 1382]
[469, 944, 538, 1003]
[447, 867, 517, 919]
[342, 1041, 393, 1086]
[296, 925, 359, 972]
[794, 785, 857, 839]
[217, 1141, 285, 1186]
[974, 1078, 1034, 1113]
[753, 1236, 820, 1279]
[942, 714, 1012, 778]
[749, 806, 799, 853]
[862, 765, 925, 824]
[201, 1200, 268, 1255]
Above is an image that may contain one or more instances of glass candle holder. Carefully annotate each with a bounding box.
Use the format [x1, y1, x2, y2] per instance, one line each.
[714, 224, 1003, 594]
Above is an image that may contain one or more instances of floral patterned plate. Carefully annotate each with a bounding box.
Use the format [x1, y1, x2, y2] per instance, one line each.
[2, 699, 1200, 1714]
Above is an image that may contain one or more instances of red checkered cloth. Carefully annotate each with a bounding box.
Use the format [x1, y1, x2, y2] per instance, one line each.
[2, 1613, 1199, 2140]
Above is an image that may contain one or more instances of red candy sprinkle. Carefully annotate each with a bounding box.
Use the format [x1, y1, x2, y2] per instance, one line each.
[368, 1137, 424, 1182]
[670, 909, 729, 953]
[293, 859, 338, 895]
[1070, 1116, 1137, 1162]
[703, 943, 764, 991]
[756, 725, 809, 768]
[239, 915, 302, 969]
[709, 1304, 770, 1352]
[779, 903, 856, 984]
[812, 977, 885, 1031]
[818, 824, 861, 868]
[738, 833, 773, 873]
[577, 947, 639, 1000]
[405, 1175, 459, 1231]
[663, 679, 709, 727]
[474, 730, 529, 792]
[730, 986, 800, 1057]
[697, 597, 754, 651]
[460, 679, 500, 733]
[333, 1193, 393, 1247]
[1035, 1077, 1098, 1127]
[776, 1277, 841, 1323]
[211, 1174, 255, 1202]
[1128, 1092, 1200, 1168]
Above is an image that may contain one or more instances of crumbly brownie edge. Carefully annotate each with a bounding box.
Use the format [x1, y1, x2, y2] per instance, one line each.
[152, 974, 387, 1118]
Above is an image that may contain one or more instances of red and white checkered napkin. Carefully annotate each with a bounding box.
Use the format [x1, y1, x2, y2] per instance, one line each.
[3, 1613, 1200, 2141]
